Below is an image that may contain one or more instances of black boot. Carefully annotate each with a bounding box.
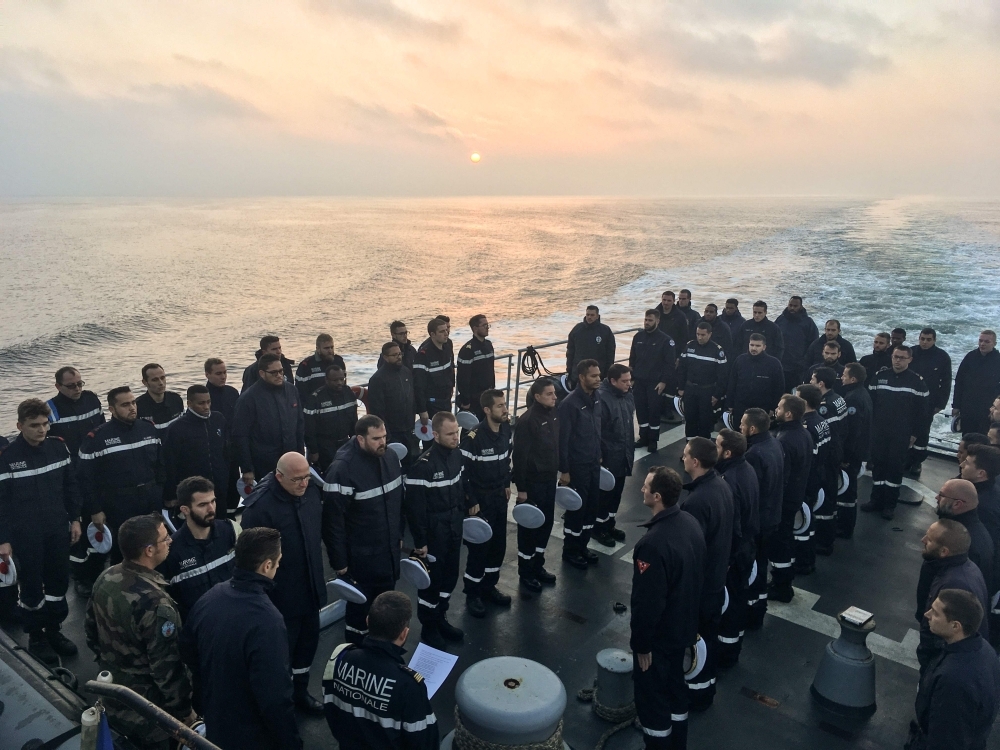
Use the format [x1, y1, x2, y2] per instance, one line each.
[420, 623, 449, 649]
[46, 627, 78, 657]
[28, 632, 59, 666]
[609, 525, 626, 542]
[293, 683, 325, 715]
[519, 576, 542, 594]
[561, 552, 588, 570]
[767, 583, 794, 603]
[592, 529, 616, 547]
[466, 596, 486, 618]
[535, 568, 556, 585]
[484, 587, 512, 606]
[438, 617, 465, 642]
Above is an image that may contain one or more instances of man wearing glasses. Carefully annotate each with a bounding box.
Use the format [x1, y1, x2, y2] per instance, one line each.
[85, 514, 197, 748]
[861, 345, 930, 520]
[47, 366, 107, 594]
[242, 452, 327, 715]
[378, 321, 417, 371]
[231, 353, 305, 490]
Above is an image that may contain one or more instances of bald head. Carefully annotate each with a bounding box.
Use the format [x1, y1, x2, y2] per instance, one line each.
[275, 452, 311, 497]
[937, 479, 979, 518]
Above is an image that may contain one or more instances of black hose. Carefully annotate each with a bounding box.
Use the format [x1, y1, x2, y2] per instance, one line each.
[520, 346, 560, 379]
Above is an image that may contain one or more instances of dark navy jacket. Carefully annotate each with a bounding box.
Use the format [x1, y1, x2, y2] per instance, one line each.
[77, 417, 161, 517]
[774, 307, 818, 375]
[953, 348, 1000, 431]
[720, 310, 746, 336]
[841, 382, 873, 465]
[947, 508, 996, 596]
[745, 431, 785, 531]
[241, 353, 294, 393]
[916, 554, 989, 670]
[805, 335, 858, 369]
[181, 569, 301, 750]
[734, 317, 784, 365]
[160, 518, 237, 619]
[511, 403, 559, 487]
[46, 390, 105, 459]
[161, 410, 229, 504]
[322, 438, 404, 586]
[717, 455, 760, 569]
[630, 505, 706, 653]
[912, 633, 1000, 750]
[772, 420, 814, 513]
[303, 385, 357, 471]
[366, 364, 415, 434]
[0, 435, 80, 543]
[412, 338, 455, 414]
[656, 304, 690, 348]
[706, 319, 734, 361]
[404, 443, 466, 551]
[682, 470, 734, 610]
[726, 352, 785, 414]
[870, 368, 930, 443]
[206, 381, 240, 460]
[241, 474, 327, 617]
[910, 345, 953, 413]
[818, 389, 848, 465]
[677, 340, 729, 398]
[859, 350, 892, 388]
[460, 421, 511, 494]
[629, 328, 676, 388]
[596, 380, 635, 477]
[456, 337, 495, 409]
[136, 391, 184, 434]
[295, 353, 346, 401]
[566, 315, 616, 376]
[557, 385, 601, 471]
[231, 380, 305, 477]
[323, 638, 438, 750]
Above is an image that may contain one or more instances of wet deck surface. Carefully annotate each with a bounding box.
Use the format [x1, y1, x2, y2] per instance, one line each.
[7, 427, 999, 749]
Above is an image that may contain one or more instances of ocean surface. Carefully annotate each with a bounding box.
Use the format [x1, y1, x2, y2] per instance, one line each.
[2, 197, 999, 449]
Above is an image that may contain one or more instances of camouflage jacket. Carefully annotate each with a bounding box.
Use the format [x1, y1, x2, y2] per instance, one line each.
[84, 561, 192, 742]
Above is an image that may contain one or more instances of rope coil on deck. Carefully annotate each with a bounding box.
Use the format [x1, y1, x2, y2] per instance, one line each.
[519, 346, 559, 379]
[577, 679, 638, 750]
[453, 707, 565, 750]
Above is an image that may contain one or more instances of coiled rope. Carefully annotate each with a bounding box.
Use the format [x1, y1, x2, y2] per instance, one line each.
[519, 346, 560, 379]
[577, 679, 638, 750]
[453, 708, 565, 750]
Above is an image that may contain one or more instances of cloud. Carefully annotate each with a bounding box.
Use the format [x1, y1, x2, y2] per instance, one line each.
[304, 0, 461, 41]
[132, 84, 269, 120]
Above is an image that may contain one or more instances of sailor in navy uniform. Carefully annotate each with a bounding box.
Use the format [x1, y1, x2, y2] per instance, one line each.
[676, 323, 729, 440]
[456, 315, 496, 420]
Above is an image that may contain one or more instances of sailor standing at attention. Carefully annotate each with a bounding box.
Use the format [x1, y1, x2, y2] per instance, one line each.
[593, 364, 636, 547]
[676, 323, 728, 440]
[629, 309, 676, 454]
[404, 412, 467, 650]
[136, 363, 184, 433]
[512, 378, 560, 594]
[558, 360, 603, 570]
[295, 333, 346, 402]
[566, 305, 616, 378]
[413, 317, 455, 430]
[630, 466, 705, 750]
[456, 314, 496, 420]
[47, 366, 107, 595]
[461, 390, 513, 618]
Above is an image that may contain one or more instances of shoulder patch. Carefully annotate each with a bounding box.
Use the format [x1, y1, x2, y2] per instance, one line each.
[636, 560, 650, 574]
[818, 406, 827, 415]
[399, 664, 424, 683]
[161, 621, 176, 638]
[467, 430, 477, 440]
[847, 406, 857, 415]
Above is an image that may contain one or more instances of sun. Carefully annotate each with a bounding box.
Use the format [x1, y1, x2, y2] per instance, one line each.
[470, 153, 481, 163]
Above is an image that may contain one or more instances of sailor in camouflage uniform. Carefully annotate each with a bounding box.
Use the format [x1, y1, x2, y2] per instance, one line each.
[85, 513, 194, 749]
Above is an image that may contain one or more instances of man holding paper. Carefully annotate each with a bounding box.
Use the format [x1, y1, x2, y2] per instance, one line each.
[323, 591, 439, 749]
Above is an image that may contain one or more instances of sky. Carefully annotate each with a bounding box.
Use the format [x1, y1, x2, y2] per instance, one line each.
[1, 0, 998, 197]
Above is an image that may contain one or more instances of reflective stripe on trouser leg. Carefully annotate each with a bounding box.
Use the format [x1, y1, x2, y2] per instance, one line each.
[420, 529, 462, 624]
[518, 480, 556, 576]
[718, 563, 750, 664]
[285, 611, 320, 685]
[634, 379, 663, 441]
[562, 463, 601, 554]
[870, 435, 907, 510]
[688, 608, 720, 706]
[464, 490, 508, 595]
[594, 474, 626, 533]
[16, 526, 71, 633]
[344, 580, 394, 645]
[768, 504, 798, 588]
[814, 475, 839, 548]
[634, 647, 688, 750]
[747, 530, 773, 627]
[837, 460, 862, 537]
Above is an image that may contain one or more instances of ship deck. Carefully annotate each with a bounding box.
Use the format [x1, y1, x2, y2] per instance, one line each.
[7, 427, 997, 750]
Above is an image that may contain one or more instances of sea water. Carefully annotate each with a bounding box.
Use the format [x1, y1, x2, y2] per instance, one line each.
[2, 197, 998, 449]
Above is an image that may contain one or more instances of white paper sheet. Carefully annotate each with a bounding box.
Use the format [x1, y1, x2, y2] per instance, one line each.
[408, 643, 459, 699]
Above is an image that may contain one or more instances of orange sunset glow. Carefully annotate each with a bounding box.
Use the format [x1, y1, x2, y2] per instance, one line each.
[1, 1, 998, 196]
